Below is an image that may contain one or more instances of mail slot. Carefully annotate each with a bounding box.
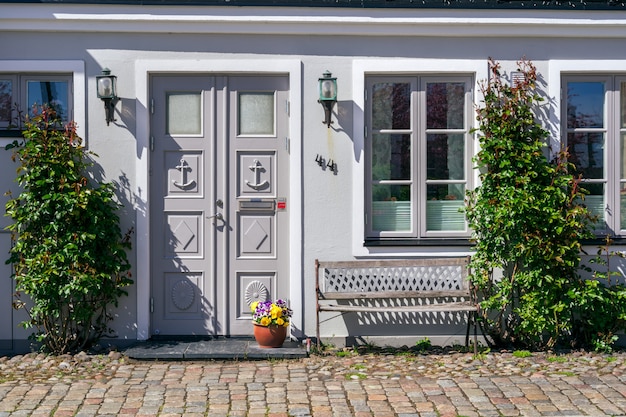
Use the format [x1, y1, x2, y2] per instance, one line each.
[239, 200, 275, 211]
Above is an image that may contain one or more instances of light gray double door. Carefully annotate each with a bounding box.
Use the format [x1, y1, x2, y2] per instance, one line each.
[150, 75, 289, 337]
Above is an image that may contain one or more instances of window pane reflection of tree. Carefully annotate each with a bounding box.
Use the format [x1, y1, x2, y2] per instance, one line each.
[27, 81, 68, 122]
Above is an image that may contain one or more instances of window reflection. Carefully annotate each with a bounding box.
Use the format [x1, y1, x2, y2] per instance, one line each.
[0, 80, 12, 125]
[567, 82, 604, 129]
[372, 83, 410, 130]
[568, 132, 605, 179]
[622, 82, 626, 129]
[427, 134, 464, 181]
[27, 81, 69, 122]
[372, 134, 411, 180]
[426, 82, 465, 129]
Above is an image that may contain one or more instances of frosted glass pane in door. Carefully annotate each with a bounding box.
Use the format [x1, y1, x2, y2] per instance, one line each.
[238, 92, 275, 135]
[167, 93, 201, 135]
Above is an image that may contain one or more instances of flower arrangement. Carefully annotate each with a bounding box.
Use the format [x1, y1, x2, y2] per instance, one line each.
[250, 299, 292, 327]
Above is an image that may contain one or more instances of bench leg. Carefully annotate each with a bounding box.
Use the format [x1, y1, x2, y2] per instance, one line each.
[316, 308, 321, 352]
[465, 310, 478, 356]
[465, 313, 471, 349]
[472, 310, 478, 356]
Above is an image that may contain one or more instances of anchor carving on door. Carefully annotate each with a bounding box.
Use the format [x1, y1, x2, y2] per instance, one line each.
[245, 159, 269, 190]
[172, 158, 196, 189]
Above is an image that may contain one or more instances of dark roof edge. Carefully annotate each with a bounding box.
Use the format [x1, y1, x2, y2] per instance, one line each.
[1, 0, 625, 11]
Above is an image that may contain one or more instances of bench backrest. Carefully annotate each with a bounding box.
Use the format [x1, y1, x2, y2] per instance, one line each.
[316, 257, 471, 300]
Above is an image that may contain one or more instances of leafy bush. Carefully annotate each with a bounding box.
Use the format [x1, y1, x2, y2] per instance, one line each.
[466, 58, 596, 349]
[572, 236, 626, 353]
[5, 106, 132, 354]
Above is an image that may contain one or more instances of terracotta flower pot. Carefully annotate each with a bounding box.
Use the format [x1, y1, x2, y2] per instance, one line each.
[253, 323, 288, 348]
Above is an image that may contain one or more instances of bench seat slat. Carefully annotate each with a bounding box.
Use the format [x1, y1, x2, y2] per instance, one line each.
[319, 302, 477, 313]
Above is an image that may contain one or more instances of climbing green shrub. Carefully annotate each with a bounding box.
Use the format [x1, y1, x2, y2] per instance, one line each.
[572, 236, 626, 353]
[465, 58, 596, 349]
[5, 106, 132, 354]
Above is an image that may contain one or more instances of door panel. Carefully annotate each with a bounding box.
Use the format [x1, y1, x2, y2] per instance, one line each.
[150, 74, 289, 337]
[151, 76, 215, 336]
[227, 76, 289, 335]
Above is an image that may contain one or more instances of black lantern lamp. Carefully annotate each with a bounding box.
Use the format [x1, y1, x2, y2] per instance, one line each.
[96, 68, 118, 126]
[318, 71, 337, 128]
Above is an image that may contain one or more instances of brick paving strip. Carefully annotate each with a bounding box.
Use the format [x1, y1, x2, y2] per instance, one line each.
[0, 350, 625, 416]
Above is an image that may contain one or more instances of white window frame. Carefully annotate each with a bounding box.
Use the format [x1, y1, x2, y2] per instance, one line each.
[352, 59, 487, 257]
[21, 74, 74, 125]
[0, 74, 75, 130]
[0, 61, 85, 143]
[364, 75, 473, 240]
[549, 60, 626, 238]
[562, 74, 626, 236]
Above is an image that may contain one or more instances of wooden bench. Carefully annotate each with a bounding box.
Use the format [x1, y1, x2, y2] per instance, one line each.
[315, 257, 478, 353]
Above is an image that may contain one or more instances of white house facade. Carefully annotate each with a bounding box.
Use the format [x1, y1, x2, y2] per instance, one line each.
[1, 0, 626, 353]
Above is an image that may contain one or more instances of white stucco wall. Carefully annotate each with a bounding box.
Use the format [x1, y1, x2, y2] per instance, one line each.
[2, 3, 626, 350]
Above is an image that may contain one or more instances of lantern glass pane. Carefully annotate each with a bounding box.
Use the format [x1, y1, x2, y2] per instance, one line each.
[320, 79, 336, 100]
[97, 77, 115, 98]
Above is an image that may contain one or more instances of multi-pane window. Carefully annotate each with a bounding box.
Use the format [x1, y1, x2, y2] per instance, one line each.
[0, 74, 72, 131]
[365, 76, 472, 239]
[564, 76, 626, 235]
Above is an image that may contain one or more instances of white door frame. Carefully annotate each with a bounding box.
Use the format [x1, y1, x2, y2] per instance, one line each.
[135, 59, 303, 341]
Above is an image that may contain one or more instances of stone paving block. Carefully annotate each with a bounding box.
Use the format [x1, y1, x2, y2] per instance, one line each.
[3, 347, 626, 416]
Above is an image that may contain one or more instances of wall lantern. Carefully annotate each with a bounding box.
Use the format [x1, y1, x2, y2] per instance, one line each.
[96, 68, 118, 126]
[318, 71, 337, 128]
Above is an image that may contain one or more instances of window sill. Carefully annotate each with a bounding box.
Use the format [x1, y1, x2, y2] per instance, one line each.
[582, 237, 626, 246]
[363, 235, 626, 250]
[0, 131, 23, 138]
[364, 237, 626, 248]
[364, 238, 473, 247]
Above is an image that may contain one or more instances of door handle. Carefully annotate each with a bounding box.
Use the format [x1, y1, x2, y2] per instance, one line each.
[207, 213, 223, 221]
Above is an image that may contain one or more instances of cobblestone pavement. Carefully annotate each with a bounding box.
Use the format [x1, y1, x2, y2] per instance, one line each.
[1, 349, 626, 416]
